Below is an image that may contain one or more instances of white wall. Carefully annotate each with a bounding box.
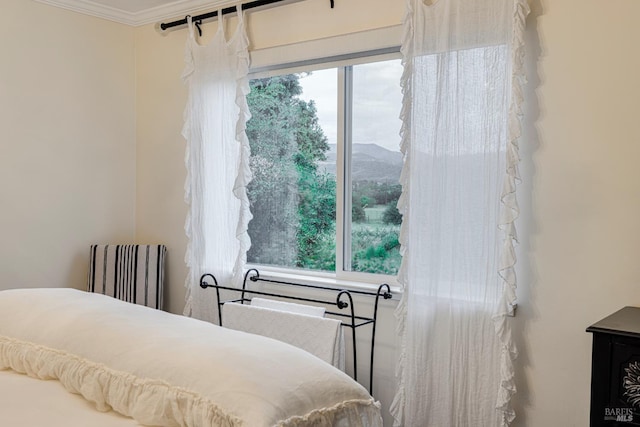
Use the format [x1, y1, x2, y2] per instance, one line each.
[513, 0, 640, 425]
[0, 1, 137, 291]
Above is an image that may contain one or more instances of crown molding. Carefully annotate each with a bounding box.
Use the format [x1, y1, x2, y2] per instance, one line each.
[34, 0, 233, 27]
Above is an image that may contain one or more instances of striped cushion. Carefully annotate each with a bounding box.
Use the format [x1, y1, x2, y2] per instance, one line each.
[87, 245, 166, 310]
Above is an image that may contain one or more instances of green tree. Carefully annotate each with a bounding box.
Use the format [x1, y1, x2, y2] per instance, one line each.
[245, 74, 336, 270]
[297, 170, 336, 270]
[382, 202, 403, 225]
[246, 75, 300, 266]
[352, 204, 366, 223]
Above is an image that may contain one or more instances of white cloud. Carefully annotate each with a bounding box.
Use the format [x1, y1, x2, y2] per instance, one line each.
[298, 59, 403, 153]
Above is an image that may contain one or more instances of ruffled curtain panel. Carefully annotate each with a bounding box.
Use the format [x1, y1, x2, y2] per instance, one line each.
[182, 8, 252, 323]
[392, 0, 529, 425]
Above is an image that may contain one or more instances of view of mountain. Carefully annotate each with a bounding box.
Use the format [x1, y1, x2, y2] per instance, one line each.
[320, 143, 403, 183]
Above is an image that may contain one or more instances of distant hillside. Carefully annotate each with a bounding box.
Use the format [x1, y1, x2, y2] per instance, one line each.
[320, 143, 403, 183]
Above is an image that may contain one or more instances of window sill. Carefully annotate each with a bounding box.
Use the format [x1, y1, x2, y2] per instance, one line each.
[244, 264, 403, 300]
[242, 267, 517, 316]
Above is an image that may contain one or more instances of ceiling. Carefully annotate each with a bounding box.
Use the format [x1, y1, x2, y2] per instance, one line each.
[34, 0, 230, 26]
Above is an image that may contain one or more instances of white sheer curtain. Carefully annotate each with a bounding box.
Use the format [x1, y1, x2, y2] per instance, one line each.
[391, 0, 529, 426]
[182, 8, 252, 323]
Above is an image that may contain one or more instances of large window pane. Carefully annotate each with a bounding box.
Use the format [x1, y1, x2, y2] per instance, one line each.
[245, 58, 404, 278]
[246, 71, 337, 272]
[347, 59, 404, 275]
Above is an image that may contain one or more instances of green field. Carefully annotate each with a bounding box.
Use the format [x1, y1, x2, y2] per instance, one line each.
[351, 205, 401, 275]
[364, 206, 385, 223]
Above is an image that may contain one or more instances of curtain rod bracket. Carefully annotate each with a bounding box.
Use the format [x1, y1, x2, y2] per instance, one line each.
[158, 0, 328, 34]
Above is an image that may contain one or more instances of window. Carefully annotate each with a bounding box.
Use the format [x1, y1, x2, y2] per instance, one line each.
[245, 55, 403, 281]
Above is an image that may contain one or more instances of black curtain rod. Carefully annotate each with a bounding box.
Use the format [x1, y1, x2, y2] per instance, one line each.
[159, 0, 334, 32]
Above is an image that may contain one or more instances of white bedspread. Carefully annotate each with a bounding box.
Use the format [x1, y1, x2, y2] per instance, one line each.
[0, 288, 382, 427]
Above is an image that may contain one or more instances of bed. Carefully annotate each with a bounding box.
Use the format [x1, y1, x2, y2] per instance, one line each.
[0, 288, 383, 427]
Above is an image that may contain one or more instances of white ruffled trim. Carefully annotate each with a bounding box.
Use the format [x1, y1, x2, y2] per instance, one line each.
[493, 0, 530, 425]
[181, 17, 196, 317]
[389, 0, 414, 426]
[277, 399, 383, 427]
[0, 336, 241, 427]
[230, 11, 253, 289]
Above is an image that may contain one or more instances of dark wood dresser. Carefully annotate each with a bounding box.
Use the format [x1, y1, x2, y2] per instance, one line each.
[587, 307, 640, 426]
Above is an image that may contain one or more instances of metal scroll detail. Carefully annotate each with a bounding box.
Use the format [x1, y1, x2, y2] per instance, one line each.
[623, 361, 640, 408]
